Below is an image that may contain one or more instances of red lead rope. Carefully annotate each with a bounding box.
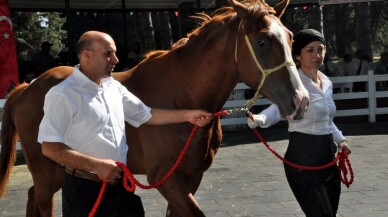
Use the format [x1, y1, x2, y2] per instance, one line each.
[248, 113, 353, 188]
[89, 110, 353, 216]
[88, 110, 228, 217]
[251, 127, 354, 187]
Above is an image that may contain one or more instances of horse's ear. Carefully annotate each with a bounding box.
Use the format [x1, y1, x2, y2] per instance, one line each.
[229, 0, 248, 18]
[273, 0, 290, 18]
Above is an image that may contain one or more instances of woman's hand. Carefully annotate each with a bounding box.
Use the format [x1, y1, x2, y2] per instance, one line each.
[247, 114, 266, 129]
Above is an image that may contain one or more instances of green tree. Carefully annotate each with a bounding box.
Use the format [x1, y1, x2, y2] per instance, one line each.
[12, 11, 66, 60]
[135, 12, 156, 54]
[355, 2, 373, 58]
[283, 2, 387, 60]
[371, 1, 388, 52]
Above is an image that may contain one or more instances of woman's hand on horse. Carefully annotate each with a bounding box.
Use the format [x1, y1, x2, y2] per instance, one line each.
[247, 114, 266, 128]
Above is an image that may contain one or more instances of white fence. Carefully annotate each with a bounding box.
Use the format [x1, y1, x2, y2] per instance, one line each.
[1, 70, 388, 150]
[221, 70, 388, 126]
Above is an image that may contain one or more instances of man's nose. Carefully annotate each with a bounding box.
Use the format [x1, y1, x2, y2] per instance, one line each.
[112, 54, 119, 64]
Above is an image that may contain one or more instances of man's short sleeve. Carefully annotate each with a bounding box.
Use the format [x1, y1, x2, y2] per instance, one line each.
[38, 92, 74, 144]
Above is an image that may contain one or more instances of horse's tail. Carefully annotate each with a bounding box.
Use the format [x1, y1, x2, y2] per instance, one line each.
[0, 83, 29, 197]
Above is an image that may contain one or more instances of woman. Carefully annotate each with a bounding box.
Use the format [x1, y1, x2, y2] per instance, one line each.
[247, 29, 351, 217]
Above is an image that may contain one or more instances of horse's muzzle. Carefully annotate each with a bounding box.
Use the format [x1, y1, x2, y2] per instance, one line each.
[287, 90, 309, 121]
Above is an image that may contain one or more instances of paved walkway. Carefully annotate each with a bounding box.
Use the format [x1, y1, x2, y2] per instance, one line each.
[1, 121, 387, 217]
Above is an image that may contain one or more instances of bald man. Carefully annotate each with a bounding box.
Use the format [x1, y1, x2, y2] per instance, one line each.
[38, 31, 213, 217]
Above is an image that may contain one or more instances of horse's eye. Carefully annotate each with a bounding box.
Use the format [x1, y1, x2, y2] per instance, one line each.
[258, 40, 266, 47]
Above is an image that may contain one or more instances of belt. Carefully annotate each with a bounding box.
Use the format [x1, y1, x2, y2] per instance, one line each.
[64, 167, 121, 185]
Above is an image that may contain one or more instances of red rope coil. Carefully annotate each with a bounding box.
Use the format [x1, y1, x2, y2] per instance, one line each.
[89, 110, 229, 216]
[251, 127, 354, 187]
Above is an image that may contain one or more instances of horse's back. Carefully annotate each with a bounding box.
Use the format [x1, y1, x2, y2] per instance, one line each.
[30, 66, 73, 92]
[13, 66, 73, 126]
[11, 67, 73, 168]
[112, 68, 136, 83]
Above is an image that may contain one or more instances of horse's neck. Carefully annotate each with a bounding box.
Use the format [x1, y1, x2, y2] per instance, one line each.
[112, 69, 135, 83]
[126, 24, 240, 112]
[172, 33, 240, 110]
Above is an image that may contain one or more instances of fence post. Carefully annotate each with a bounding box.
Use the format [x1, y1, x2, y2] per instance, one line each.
[368, 70, 376, 123]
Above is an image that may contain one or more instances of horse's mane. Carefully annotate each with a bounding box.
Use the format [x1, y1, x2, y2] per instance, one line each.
[240, 0, 277, 32]
[145, 50, 166, 59]
[188, 0, 276, 36]
[144, 38, 189, 59]
[142, 0, 276, 61]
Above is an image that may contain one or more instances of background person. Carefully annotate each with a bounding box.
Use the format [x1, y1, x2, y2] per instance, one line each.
[122, 51, 144, 71]
[38, 31, 213, 217]
[319, 54, 343, 77]
[31, 41, 56, 77]
[337, 53, 355, 76]
[247, 29, 351, 217]
[352, 49, 372, 92]
[374, 51, 388, 90]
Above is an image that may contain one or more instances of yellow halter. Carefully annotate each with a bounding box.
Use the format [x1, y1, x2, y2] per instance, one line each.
[235, 21, 295, 109]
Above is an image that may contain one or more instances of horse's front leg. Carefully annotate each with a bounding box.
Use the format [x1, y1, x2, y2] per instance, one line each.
[154, 172, 205, 217]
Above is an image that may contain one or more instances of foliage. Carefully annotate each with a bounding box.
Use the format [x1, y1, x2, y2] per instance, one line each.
[281, 2, 387, 60]
[371, 1, 388, 52]
[11, 11, 67, 60]
[10, 1, 387, 63]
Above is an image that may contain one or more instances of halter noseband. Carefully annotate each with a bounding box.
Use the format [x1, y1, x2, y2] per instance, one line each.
[235, 21, 295, 108]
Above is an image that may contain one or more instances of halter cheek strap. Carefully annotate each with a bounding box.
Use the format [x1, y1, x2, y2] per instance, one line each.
[235, 21, 295, 108]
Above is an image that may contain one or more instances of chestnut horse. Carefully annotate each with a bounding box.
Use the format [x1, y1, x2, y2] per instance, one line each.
[0, 0, 308, 216]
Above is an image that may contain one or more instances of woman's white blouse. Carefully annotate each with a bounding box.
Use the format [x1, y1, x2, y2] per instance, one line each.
[259, 69, 346, 144]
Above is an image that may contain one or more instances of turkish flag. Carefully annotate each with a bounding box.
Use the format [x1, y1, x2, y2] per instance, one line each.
[0, 0, 18, 98]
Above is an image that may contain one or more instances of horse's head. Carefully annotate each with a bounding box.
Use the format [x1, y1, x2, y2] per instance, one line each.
[231, 0, 309, 120]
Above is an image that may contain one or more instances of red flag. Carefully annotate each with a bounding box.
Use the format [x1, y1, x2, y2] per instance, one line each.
[0, 0, 18, 98]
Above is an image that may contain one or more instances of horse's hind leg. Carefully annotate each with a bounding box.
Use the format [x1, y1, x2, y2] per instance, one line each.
[29, 160, 63, 217]
[25, 184, 45, 217]
[27, 186, 35, 217]
[26, 185, 52, 217]
[156, 173, 205, 217]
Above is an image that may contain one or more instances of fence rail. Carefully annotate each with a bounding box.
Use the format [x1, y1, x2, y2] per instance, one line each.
[221, 70, 388, 126]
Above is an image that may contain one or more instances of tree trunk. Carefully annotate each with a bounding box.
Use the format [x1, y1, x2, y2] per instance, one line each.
[178, 2, 196, 38]
[135, 12, 156, 54]
[308, 5, 323, 34]
[156, 12, 173, 50]
[355, 2, 373, 58]
[216, 0, 229, 8]
[334, 4, 349, 57]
